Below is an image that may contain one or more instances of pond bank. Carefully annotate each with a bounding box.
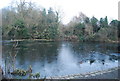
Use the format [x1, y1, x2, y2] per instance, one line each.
[46, 67, 119, 79]
[77, 68, 119, 79]
[3, 39, 120, 43]
[4, 39, 54, 42]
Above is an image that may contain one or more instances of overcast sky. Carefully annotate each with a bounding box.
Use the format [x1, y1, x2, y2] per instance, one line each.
[0, 0, 119, 24]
